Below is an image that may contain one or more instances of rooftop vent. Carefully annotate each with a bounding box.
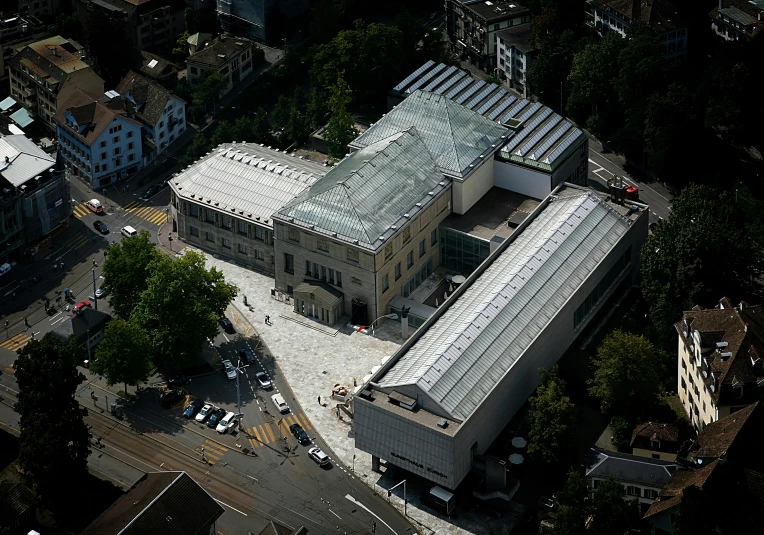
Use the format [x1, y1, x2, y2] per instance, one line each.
[716, 342, 728, 349]
[720, 352, 733, 361]
[437, 419, 449, 429]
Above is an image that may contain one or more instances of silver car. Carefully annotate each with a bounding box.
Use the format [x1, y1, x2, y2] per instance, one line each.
[222, 359, 236, 380]
[255, 371, 272, 390]
[195, 403, 214, 422]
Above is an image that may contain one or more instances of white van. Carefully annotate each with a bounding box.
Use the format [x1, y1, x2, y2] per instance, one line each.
[0, 263, 11, 277]
[271, 393, 289, 413]
[121, 225, 138, 238]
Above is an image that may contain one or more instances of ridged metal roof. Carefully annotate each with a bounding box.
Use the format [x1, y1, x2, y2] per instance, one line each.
[277, 128, 447, 250]
[378, 190, 631, 420]
[350, 90, 509, 179]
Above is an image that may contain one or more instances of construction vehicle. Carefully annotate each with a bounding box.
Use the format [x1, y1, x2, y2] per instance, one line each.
[608, 176, 639, 202]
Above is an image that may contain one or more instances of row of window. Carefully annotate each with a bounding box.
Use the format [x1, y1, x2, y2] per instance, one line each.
[187, 204, 267, 241]
[187, 227, 265, 260]
[591, 480, 658, 499]
[99, 131, 134, 147]
[305, 260, 343, 287]
[381, 233, 436, 293]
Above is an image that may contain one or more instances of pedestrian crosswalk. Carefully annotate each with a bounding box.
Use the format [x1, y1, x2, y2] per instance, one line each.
[199, 439, 228, 465]
[248, 413, 312, 448]
[123, 201, 169, 226]
[72, 202, 92, 219]
[1, 333, 31, 352]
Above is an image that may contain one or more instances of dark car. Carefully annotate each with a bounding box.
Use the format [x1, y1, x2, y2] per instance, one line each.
[139, 184, 162, 201]
[238, 348, 256, 365]
[219, 317, 235, 333]
[167, 374, 189, 387]
[206, 408, 227, 428]
[93, 220, 109, 234]
[160, 389, 184, 408]
[289, 423, 309, 443]
[183, 398, 204, 418]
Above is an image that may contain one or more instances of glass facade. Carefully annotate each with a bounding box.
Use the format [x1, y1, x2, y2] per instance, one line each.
[402, 259, 433, 298]
[440, 227, 491, 274]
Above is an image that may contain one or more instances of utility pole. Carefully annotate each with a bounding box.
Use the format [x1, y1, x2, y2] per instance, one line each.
[92, 268, 98, 310]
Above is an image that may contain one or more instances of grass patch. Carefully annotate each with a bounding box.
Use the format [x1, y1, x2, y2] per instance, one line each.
[117, 391, 136, 401]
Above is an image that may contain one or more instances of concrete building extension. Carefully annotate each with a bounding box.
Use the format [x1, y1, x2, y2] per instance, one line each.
[495, 25, 537, 97]
[216, 0, 309, 44]
[0, 133, 66, 262]
[169, 142, 326, 275]
[116, 70, 186, 161]
[55, 89, 144, 189]
[7, 35, 105, 132]
[186, 36, 255, 97]
[585, 0, 688, 65]
[710, 0, 764, 42]
[675, 297, 764, 432]
[444, 0, 531, 71]
[354, 184, 649, 490]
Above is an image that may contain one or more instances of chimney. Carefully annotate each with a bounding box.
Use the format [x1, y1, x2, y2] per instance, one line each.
[400, 306, 410, 339]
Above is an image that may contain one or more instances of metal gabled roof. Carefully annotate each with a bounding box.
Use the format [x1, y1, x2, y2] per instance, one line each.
[378, 191, 631, 421]
[350, 90, 509, 179]
[277, 127, 447, 250]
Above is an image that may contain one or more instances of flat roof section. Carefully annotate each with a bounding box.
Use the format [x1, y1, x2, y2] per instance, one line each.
[441, 187, 539, 241]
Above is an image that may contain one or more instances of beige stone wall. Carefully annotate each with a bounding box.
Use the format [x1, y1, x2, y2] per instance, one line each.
[632, 448, 676, 463]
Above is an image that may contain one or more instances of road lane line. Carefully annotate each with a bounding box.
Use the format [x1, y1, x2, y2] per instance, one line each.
[345, 494, 398, 535]
[215, 499, 248, 516]
[329, 508, 341, 520]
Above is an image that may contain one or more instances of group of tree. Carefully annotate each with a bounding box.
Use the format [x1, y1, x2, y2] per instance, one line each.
[527, 366, 576, 468]
[91, 231, 236, 391]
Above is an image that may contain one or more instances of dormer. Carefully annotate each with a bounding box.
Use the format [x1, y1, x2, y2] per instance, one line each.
[732, 380, 744, 399]
[751, 346, 763, 372]
[64, 110, 88, 135]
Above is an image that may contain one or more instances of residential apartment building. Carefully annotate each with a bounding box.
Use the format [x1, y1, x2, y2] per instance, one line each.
[0, 133, 68, 262]
[186, 36, 255, 97]
[55, 89, 143, 188]
[216, 0, 309, 44]
[710, 0, 764, 42]
[169, 142, 326, 275]
[116, 71, 186, 161]
[675, 297, 764, 432]
[445, 0, 531, 71]
[630, 421, 680, 462]
[495, 25, 537, 97]
[7, 36, 105, 132]
[16, 0, 60, 18]
[585, 0, 688, 65]
[586, 448, 679, 515]
[74, 0, 185, 50]
[0, 15, 31, 43]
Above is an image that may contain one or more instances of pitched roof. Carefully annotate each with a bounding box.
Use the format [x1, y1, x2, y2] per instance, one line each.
[139, 51, 181, 81]
[683, 402, 760, 463]
[496, 25, 537, 54]
[54, 89, 141, 146]
[186, 36, 253, 68]
[49, 308, 111, 343]
[276, 127, 447, 249]
[116, 70, 184, 125]
[711, 0, 764, 39]
[0, 134, 56, 187]
[675, 300, 764, 405]
[644, 459, 720, 517]
[586, 448, 679, 488]
[350, 90, 509, 179]
[82, 471, 224, 535]
[630, 421, 680, 452]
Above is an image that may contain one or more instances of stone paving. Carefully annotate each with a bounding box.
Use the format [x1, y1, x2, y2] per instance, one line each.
[199, 251, 521, 535]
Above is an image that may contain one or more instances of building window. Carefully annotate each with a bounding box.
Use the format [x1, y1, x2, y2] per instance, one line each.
[238, 221, 247, 235]
[128, 154, 135, 162]
[431, 229, 437, 246]
[101, 152, 107, 160]
[733, 385, 744, 399]
[336, 272, 342, 287]
[394, 263, 401, 281]
[115, 158, 121, 167]
[221, 215, 231, 230]
[255, 226, 265, 241]
[329, 268, 335, 284]
[305, 260, 311, 275]
[189, 226, 199, 237]
[113, 136, 119, 143]
[113, 148, 121, 156]
[644, 489, 658, 499]
[128, 142, 134, 150]
[382, 275, 389, 292]
[407, 251, 414, 268]
[190, 205, 199, 218]
[313, 263, 319, 278]
[206, 231, 214, 242]
[626, 486, 641, 497]
[284, 253, 294, 274]
[419, 240, 426, 258]
[238, 243, 247, 254]
[254, 249, 264, 260]
[127, 131, 133, 138]
[321, 266, 327, 281]
[222, 237, 231, 249]
[100, 141, 107, 148]
[206, 210, 215, 223]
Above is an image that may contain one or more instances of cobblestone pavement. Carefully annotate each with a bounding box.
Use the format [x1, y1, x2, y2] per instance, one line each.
[197, 252, 520, 535]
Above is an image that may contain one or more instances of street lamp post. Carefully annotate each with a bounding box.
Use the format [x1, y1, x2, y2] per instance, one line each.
[368, 313, 398, 337]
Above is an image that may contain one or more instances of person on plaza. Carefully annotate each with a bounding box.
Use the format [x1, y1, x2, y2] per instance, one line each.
[318, 396, 321, 405]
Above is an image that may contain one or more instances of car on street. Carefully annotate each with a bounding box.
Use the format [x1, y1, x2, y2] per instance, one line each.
[219, 316, 235, 333]
[254, 371, 272, 390]
[195, 403, 214, 422]
[166, 374, 189, 387]
[72, 300, 92, 313]
[239, 348, 256, 365]
[206, 408, 226, 428]
[95, 286, 108, 299]
[160, 389, 185, 408]
[289, 423, 309, 443]
[139, 184, 163, 201]
[93, 220, 109, 234]
[308, 446, 330, 466]
[86, 199, 103, 213]
[222, 359, 236, 380]
[271, 393, 289, 413]
[216, 411, 237, 434]
[183, 398, 204, 418]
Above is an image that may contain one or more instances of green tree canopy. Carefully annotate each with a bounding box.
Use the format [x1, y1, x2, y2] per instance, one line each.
[554, 469, 588, 535]
[55, 13, 84, 42]
[588, 330, 661, 419]
[92, 318, 152, 393]
[527, 365, 576, 467]
[640, 185, 764, 344]
[14, 336, 89, 506]
[179, 133, 211, 168]
[589, 477, 642, 535]
[133, 251, 237, 367]
[83, 12, 135, 87]
[324, 72, 357, 158]
[672, 484, 718, 535]
[102, 230, 162, 319]
[193, 70, 227, 116]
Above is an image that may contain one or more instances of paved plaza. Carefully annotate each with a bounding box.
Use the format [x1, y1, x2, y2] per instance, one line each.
[202, 253, 520, 535]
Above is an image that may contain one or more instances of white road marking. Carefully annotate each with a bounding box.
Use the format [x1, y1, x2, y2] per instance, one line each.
[329, 508, 341, 520]
[345, 494, 398, 535]
[215, 498, 248, 516]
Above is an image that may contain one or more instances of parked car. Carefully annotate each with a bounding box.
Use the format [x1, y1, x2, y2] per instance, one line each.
[93, 220, 109, 234]
[222, 360, 236, 380]
[239, 348, 256, 365]
[206, 408, 226, 428]
[254, 371, 272, 389]
[195, 403, 214, 422]
[183, 398, 204, 418]
[95, 286, 108, 299]
[139, 184, 162, 201]
[290, 423, 309, 443]
[160, 389, 184, 408]
[219, 317, 235, 333]
[308, 446, 330, 466]
[166, 374, 189, 387]
[216, 411, 237, 434]
[72, 300, 92, 313]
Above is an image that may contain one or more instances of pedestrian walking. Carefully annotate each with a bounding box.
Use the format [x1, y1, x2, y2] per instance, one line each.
[24, 316, 29, 327]
[92, 258, 97, 266]
[53, 263, 57, 271]
[318, 396, 321, 405]
[60, 262, 64, 270]
[265, 315, 270, 325]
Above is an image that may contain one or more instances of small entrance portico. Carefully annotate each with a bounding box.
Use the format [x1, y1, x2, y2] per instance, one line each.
[293, 281, 344, 326]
